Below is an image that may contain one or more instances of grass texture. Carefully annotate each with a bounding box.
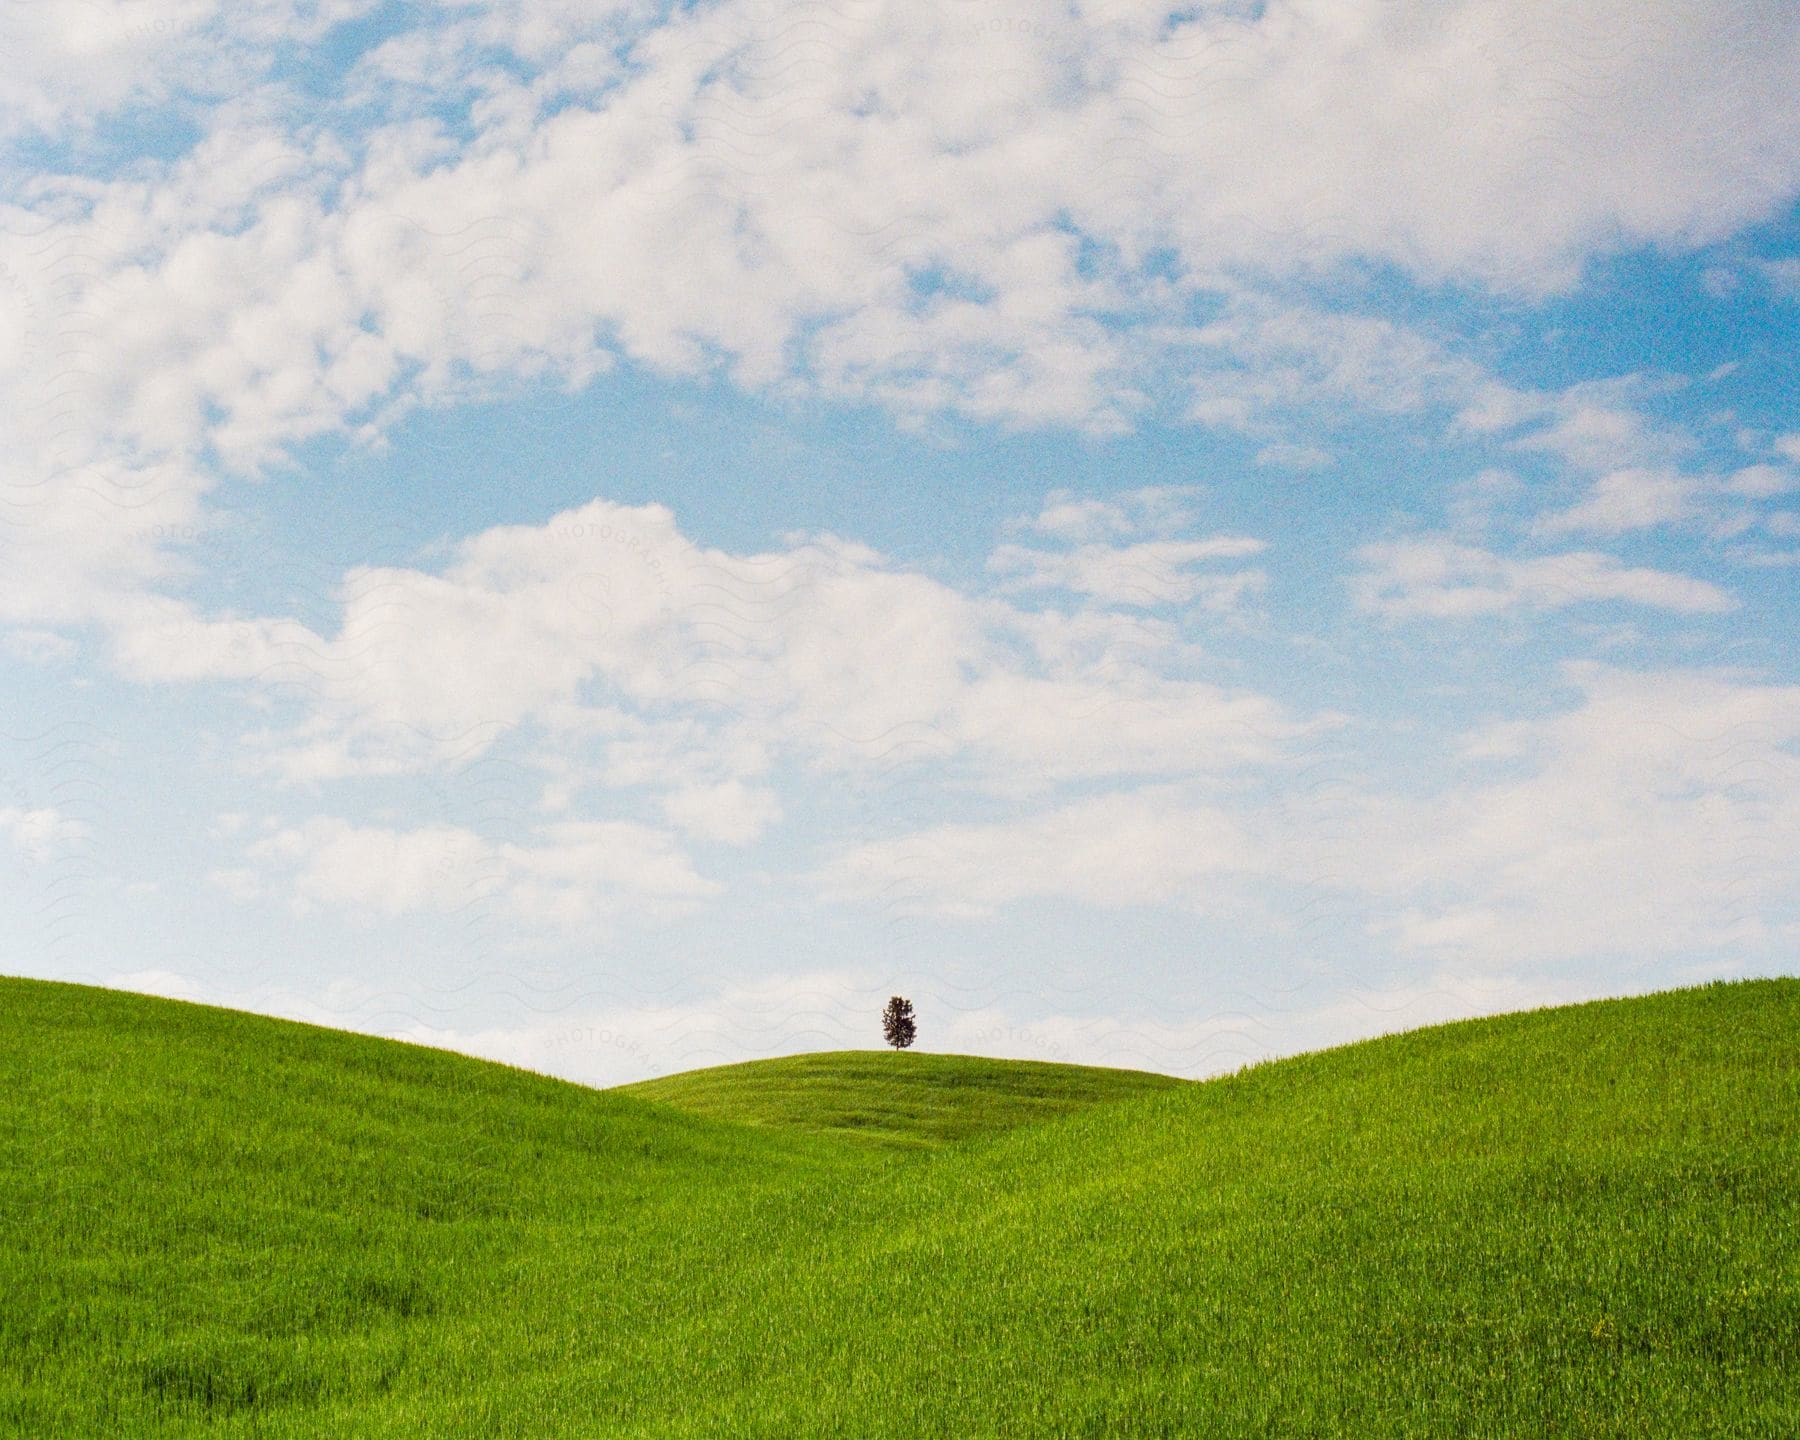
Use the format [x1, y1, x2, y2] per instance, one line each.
[620, 1049, 1182, 1148]
[2, 975, 1796, 1437]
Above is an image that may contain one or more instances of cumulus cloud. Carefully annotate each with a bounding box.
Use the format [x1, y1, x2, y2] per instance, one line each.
[107, 496, 1309, 790]
[1529, 462, 1794, 538]
[817, 664, 1800, 976]
[239, 814, 714, 925]
[819, 786, 1264, 918]
[987, 537, 1267, 609]
[1343, 664, 1800, 965]
[1019, 487, 1208, 543]
[0, 0, 376, 139]
[1724, 464, 1796, 500]
[1531, 468, 1701, 536]
[6, 0, 1800, 631]
[4, 0, 1796, 1082]
[1350, 537, 1736, 617]
[660, 780, 782, 845]
[0, 805, 87, 860]
[1194, 299, 1507, 427]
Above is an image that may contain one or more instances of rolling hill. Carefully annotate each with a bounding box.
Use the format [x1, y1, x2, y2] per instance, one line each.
[1, 975, 1795, 1437]
[620, 1049, 1184, 1148]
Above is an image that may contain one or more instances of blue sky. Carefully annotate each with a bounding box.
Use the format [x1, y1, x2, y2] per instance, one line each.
[2, 0, 1797, 1082]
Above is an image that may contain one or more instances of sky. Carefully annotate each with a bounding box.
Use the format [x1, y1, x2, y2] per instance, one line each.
[1, 0, 1797, 1085]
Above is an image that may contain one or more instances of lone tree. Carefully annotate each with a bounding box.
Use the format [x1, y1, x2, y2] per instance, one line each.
[882, 996, 917, 1051]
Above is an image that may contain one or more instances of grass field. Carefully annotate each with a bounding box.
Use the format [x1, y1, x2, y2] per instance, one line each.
[2, 975, 1796, 1437]
[621, 1049, 1183, 1148]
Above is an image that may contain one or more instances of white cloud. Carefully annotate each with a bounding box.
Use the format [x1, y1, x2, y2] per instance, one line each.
[820, 787, 1264, 918]
[1020, 486, 1206, 543]
[1, 1, 1792, 1105]
[1446, 467, 1527, 533]
[248, 819, 504, 916]
[815, 663, 1800, 974]
[1255, 443, 1333, 471]
[932, 969, 1600, 1077]
[106, 968, 208, 1003]
[0, 629, 77, 664]
[660, 780, 782, 845]
[1026, 497, 1139, 544]
[1512, 394, 1681, 473]
[1341, 664, 1800, 965]
[1175, 307, 1728, 528]
[0, 0, 377, 140]
[315, 967, 873, 1086]
[7, 0, 1800, 631]
[1351, 537, 1735, 617]
[242, 814, 714, 925]
[1532, 468, 1699, 535]
[953, 669, 1306, 786]
[104, 496, 1308, 796]
[987, 537, 1267, 609]
[1529, 462, 1792, 536]
[1195, 299, 1506, 426]
[1724, 464, 1796, 500]
[0, 806, 87, 860]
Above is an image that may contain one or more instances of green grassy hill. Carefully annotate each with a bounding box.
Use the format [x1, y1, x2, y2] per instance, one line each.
[621, 1049, 1183, 1148]
[2, 976, 1796, 1437]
